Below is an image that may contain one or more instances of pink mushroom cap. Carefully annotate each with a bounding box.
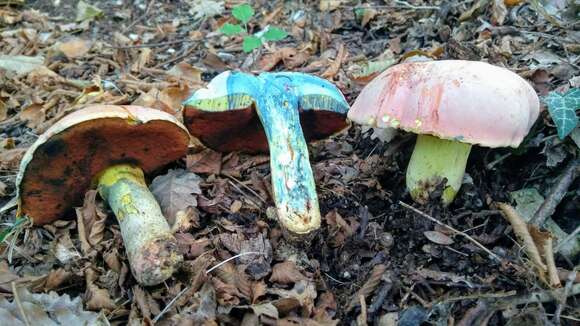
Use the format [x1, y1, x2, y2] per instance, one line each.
[348, 60, 540, 148]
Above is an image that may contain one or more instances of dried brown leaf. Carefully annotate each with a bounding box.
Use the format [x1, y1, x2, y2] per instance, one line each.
[187, 149, 222, 175]
[325, 210, 359, 247]
[76, 190, 107, 254]
[269, 280, 317, 316]
[150, 168, 202, 225]
[59, 38, 92, 59]
[0, 287, 107, 325]
[498, 203, 549, 284]
[270, 261, 307, 285]
[423, 230, 455, 245]
[167, 62, 203, 84]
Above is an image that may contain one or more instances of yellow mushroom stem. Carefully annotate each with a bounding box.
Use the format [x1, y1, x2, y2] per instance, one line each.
[406, 134, 472, 205]
[97, 164, 181, 286]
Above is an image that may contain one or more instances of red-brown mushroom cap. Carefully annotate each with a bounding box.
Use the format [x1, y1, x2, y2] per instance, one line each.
[348, 60, 540, 148]
[16, 105, 190, 225]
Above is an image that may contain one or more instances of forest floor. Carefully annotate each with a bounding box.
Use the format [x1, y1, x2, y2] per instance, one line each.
[0, 0, 578, 325]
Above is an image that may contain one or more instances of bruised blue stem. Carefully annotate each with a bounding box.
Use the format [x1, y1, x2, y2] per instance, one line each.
[255, 75, 320, 235]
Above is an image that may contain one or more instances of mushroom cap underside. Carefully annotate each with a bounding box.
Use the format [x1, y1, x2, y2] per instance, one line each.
[17, 105, 190, 225]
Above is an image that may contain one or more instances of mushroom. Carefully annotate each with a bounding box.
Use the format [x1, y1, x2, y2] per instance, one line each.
[348, 60, 540, 205]
[183, 71, 349, 237]
[17, 105, 190, 285]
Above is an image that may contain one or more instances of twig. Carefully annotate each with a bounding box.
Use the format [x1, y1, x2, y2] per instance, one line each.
[542, 237, 561, 287]
[531, 159, 579, 226]
[347, 264, 387, 311]
[555, 224, 580, 253]
[368, 281, 392, 315]
[399, 201, 501, 261]
[205, 251, 261, 274]
[104, 39, 197, 49]
[11, 282, 31, 326]
[496, 283, 580, 307]
[152, 286, 189, 323]
[224, 174, 267, 203]
[123, 0, 155, 33]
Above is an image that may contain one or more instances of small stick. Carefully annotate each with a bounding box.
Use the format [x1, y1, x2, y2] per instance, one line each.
[497, 283, 580, 307]
[555, 224, 580, 253]
[531, 159, 579, 226]
[104, 39, 197, 49]
[11, 282, 31, 326]
[399, 201, 501, 261]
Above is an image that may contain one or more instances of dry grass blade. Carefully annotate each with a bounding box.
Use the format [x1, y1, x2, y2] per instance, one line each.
[346, 264, 386, 311]
[497, 203, 549, 284]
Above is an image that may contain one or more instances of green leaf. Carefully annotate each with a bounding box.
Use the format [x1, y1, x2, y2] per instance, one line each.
[543, 88, 580, 139]
[232, 4, 254, 24]
[76, 0, 103, 22]
[220, 23, 243, 36]
[242, 36, 262, 53]
[263, 27, 287, 41]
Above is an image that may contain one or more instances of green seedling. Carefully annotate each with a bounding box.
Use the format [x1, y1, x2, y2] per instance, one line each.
[219, 3, 288, 53]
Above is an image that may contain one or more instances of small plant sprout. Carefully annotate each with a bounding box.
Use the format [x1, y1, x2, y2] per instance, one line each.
[16, 105, 190, 285]
[183, 71, 349, 239]
[348, 60, 540, 206]
[220, 3, 288, 53]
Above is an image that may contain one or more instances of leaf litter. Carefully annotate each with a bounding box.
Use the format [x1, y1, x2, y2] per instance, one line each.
[0, 0, 579, 325]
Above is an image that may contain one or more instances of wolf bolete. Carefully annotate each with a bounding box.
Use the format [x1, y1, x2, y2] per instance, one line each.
[183, 71, 349, 237]
[16, 105, 190, 285]
[348, 60, 540, 205]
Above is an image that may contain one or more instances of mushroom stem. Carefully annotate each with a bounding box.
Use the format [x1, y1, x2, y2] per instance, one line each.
[256, 96, 321, 238]
[97, 164, 182, 286]
[406, 134, 472, 205]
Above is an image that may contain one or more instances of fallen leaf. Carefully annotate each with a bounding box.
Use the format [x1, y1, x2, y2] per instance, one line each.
[347, 52, 396, 85]
[58, 38, 92, 59]
[423, 230, 455, 245]
[491, 0, 508, 25]
[76, 0, 103, 22]
[321, 43, 346, 79]
[0, 148, 27, 171]
[0, 287, 107, 325]
[270, 280, 317, 316]
[319, 0, 344, 11]
[54, 233, 81, 264]
[187, 0, 224, 20]
[19, 103, 45, 129]
[251, 302, 278, 319]
[0, 55, 44, 75]
[325, 210, 359, 247]
[167, 62, 203, 84]
[269, 261, 307, 284]
[76, 190, 107, 254]
[187, 149, 223, 174]
[150, 169, 203, 225]
[131, 48, 152, 72]
[84, 269, 116, 311]
[178, 282, 217, 323]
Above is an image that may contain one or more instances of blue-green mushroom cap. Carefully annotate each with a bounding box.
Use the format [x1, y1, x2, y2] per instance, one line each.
[183, 71, 349, 153]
